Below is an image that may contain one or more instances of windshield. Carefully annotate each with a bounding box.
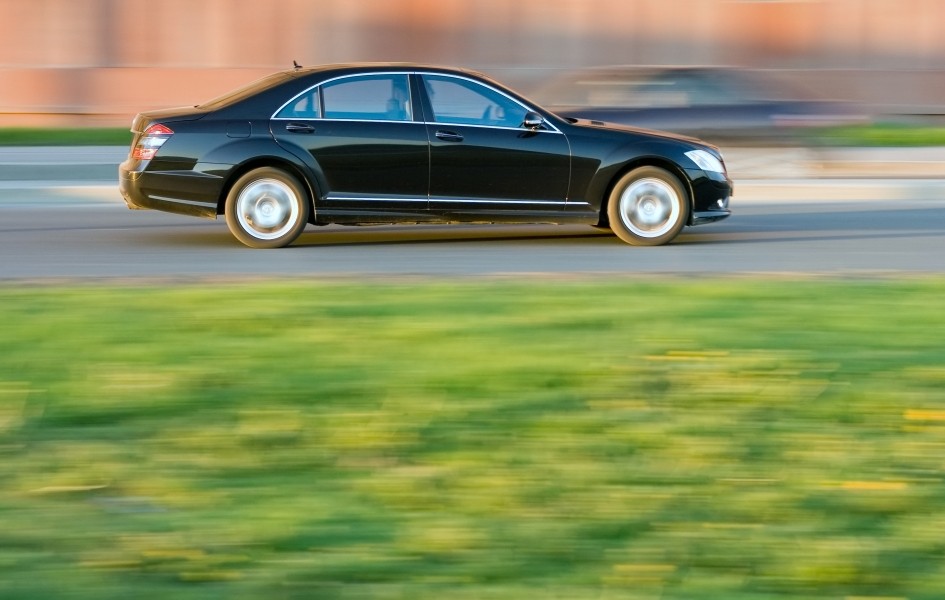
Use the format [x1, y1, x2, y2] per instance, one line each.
[197, 72, 294, 110]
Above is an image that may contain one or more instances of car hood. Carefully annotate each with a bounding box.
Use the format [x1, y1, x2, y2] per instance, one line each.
[563, 115, 706, 145]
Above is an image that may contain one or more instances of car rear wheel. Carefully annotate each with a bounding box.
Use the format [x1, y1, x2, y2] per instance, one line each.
[225, 167, 310, 248]
[607, 166, 689, 246]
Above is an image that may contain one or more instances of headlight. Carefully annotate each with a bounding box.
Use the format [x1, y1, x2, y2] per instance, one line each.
[685, 149, 725, 174]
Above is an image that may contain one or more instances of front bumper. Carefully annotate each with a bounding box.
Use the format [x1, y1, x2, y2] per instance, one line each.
[688, 169, 733, 226]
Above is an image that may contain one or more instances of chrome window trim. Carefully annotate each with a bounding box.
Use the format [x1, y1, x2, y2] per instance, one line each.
[271, 117, 559, 134]
[428, 198, 567, 205]
[272, 117, 428, 126]
[271, 70, 562, 134]
[272, 71, 414, 121]
[324, 195, 568, 206]
[422, 121, 561, 134]
[272, 88, 321, 121]
[325, 195, 428, 203]
[416, 72, 562, 134]
[147, 194, 217, 209]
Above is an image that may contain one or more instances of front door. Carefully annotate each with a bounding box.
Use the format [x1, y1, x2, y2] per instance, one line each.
[419, 74, 570, 216]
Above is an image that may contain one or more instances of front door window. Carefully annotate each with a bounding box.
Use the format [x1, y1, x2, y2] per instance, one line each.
[423, 75, 528, 129]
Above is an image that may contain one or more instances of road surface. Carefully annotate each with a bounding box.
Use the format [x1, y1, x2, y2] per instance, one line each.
[1, 182, 944, 279]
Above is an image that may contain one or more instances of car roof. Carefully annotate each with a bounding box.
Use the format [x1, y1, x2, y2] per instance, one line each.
[199, 62, 517, 117]
[287, 62, 491, 79]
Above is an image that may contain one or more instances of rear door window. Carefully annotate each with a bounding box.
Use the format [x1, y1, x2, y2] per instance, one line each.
[320, 74, 412, 121]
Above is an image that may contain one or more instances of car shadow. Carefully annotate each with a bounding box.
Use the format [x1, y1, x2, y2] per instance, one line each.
[291, 224, 617, 248]
[134, 204, 945, 249]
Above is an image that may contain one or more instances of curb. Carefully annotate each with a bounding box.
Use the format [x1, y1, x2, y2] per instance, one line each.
[735, 179, 945, 202]
[3, 180, 944, 207]
[723, 146, 945, 180]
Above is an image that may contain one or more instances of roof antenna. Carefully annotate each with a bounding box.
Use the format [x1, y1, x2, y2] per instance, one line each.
[293, 60, 302, 70]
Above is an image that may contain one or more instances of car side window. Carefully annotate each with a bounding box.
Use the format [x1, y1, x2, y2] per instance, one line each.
[277, 88, 320, 119]
[422, 75, 528, 128]
[319, 74, 412, 121]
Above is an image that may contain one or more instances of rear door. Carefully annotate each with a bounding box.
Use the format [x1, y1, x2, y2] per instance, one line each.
[271, 72, 429, 213]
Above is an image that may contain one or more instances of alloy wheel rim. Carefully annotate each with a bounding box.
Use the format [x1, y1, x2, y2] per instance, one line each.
[618, 177, 680, 238]
[236, 179, 300, 240]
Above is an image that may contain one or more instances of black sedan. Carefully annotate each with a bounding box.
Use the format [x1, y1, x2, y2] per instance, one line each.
[119, 63, 732, 248]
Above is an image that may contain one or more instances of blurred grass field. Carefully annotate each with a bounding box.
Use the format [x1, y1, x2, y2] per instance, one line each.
[812, 122, 945, 147]
[0, 128, 132, 146]
[2, 278, 945, 599]
[2, 123, 945, 147]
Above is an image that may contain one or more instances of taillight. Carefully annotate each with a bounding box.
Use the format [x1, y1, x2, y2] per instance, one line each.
[132, 123, 173, 160]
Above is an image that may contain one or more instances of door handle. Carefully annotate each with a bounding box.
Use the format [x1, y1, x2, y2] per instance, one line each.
[285, 122, 315, 134]
[435, 130, 464, 142]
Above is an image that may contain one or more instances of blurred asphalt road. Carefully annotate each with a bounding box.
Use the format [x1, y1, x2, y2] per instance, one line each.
[3, 146, 945, 278]
[1, 145, 945, 203]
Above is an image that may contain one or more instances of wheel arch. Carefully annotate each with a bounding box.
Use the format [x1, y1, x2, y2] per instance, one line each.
[599, 157, 695, 227]
[217, 157, 319, 223]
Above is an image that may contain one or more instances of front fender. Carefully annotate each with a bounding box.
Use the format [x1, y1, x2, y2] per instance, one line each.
[579, 140, 695, 212]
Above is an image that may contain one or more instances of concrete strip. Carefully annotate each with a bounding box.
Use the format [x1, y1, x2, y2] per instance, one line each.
[3, 179, 945, 207]
[0, 147, 126, 181]
[0, 181, 116, 190]
[0, 184, 120, 207]
[0, 146, 128, 164]
[735, 178, 945, 203]
[0, 165, 119, 181]
[723, 146, 945, 179]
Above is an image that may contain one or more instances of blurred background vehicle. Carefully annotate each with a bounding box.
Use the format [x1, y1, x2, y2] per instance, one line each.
[529, 66, 870, 145]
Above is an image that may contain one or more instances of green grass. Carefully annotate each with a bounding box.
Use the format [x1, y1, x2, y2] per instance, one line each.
[810, 122, 945, 146]
[0, 127, 131, 146]
[3, 278, 945, 599]
[3, 123, 945, 147]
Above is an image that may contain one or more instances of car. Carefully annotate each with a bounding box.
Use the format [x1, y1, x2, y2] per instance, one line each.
[531, 65, 867, 144]
[119, 63, 732, 248]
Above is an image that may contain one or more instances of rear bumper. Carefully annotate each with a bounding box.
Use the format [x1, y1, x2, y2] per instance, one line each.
[119, 159, 222, 219]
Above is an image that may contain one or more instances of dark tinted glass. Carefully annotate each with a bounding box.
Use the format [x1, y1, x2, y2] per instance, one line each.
[321, 74, 412, 121]
[423, 75, 527, 128]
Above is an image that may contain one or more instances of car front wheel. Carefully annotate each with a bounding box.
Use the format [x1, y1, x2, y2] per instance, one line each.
[225, 167, 310, 248]
[607, 166, 689, 246]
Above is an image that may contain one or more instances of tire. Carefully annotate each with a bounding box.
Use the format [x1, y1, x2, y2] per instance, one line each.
[224, 167, 310, 249]
[606, 166, 689, 246]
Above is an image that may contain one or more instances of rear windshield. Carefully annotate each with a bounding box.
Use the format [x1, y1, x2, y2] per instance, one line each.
[197, 72, 294, 110]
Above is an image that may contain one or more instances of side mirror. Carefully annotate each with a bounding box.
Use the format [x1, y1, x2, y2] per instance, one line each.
[522, 111, 544, 130]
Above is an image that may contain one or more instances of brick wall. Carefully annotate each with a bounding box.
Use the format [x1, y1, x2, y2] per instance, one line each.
[1, 0, 944, 126]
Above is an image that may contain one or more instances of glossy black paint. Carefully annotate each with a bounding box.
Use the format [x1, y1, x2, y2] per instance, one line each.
[274, 119, 429, 210]
[119, 63, 732, 240]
